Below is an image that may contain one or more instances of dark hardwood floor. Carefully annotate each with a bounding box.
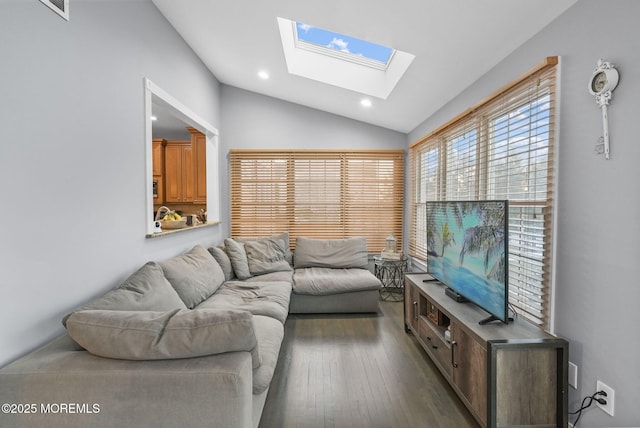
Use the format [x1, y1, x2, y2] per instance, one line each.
[259, 300, 480, 428]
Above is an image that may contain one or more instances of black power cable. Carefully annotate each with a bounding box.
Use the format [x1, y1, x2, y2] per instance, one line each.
[570, 390, 607, 427]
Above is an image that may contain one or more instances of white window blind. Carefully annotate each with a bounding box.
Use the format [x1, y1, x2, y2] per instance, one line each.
[230, 150, 404, 252]
[409, 57, 557, 328]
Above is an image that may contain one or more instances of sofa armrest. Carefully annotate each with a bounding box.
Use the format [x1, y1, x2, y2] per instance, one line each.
[0, 335, 254, 428]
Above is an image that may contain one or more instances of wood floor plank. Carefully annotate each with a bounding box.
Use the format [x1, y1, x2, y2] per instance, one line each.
[259, 301, 480, 428]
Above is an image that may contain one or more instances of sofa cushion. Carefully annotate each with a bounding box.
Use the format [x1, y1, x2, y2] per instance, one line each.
[242, 270, 294, 283]
[208, 246, 236, 281]
[160, 245, 226, 309]
[236, 232, 293, 266]
[197, 280, 292, 324]
[244, 238, 293, 276]
[66, 309, 261, 366]
[224, 238, 252, 280]
[62, 261, 186, 326]
[251, 315, 284, 394]
[293, 267, 381, 295]
[225, 233, 294, 280]
[294, 236, 369, 269]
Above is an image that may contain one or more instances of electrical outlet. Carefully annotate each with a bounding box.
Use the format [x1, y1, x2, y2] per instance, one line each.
[568, 362, 578, 389]
[596, 380, 615, 416]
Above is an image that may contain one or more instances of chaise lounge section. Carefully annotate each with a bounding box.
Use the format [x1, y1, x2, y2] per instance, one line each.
[289, 236, 382, 313]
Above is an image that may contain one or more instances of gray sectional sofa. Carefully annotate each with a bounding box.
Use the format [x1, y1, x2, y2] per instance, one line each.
[0, 234, 381, 428]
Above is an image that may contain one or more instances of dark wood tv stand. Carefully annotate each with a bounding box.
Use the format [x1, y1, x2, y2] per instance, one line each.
[404, 273, 568, 428]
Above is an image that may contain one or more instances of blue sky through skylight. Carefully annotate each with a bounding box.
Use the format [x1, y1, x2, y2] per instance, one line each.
[295, 22, 393, 64]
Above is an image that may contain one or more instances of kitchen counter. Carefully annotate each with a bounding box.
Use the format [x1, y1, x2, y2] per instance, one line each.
[145, 221, 220, 238]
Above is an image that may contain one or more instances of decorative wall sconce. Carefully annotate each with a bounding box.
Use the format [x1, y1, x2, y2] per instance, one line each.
[588, 59, 620, 160]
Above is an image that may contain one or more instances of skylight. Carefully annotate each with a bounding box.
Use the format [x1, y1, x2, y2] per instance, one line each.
[277, 17, 415, 100]
[294, 22, 394, 70]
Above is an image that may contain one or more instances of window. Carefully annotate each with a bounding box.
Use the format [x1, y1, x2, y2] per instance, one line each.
[295, 21, 394, 69]
[230, 150, 404, 252]
[277, 17, 415, 99]
[408, 57, 557, 328]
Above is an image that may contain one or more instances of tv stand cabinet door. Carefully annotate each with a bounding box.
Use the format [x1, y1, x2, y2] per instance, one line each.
[452, 323, 487, 424]
[404, 279, 420, 333]
[491, 343, 564, 427]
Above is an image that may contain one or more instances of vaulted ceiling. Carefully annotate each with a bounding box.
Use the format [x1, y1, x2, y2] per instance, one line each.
[152, 0, 578, 133]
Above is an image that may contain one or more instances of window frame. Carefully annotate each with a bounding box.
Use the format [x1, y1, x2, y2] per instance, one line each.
[294, 21, 395, 70]
[144, 78, 220, 236]
[408, 57, 558, 329]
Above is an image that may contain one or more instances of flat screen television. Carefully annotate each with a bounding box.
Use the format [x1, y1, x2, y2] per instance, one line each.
[426, 200, 509, 324]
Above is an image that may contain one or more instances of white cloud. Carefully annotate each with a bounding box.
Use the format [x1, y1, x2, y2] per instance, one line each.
[298, 23, 313, 33]
[327, 37, 350, 53]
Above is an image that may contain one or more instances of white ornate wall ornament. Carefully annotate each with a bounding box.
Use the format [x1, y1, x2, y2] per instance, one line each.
[588, 59, 620, 159]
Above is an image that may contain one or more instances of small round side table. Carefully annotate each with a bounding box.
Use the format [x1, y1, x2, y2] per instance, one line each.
[374, 255, 408, 301]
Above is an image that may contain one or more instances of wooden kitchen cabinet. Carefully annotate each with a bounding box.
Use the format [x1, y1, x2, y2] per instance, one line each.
[153, 130, 206, 206]
[164, 141, 194, 203]
[152, 139, 165, 204]
[404, 273, 568, 428]
[152, 139, 165, 175]
[188, 128, 207, 204]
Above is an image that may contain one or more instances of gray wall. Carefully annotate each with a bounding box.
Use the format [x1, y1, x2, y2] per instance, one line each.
[409, 0, 640, 426]
[0, 1, 224, 366]
[219, 85, 406, 238]
[3, 0, 639, 426]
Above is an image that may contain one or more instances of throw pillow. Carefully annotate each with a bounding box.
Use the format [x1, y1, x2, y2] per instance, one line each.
[224, 238, 252, 280]
[237, 232, 293, 266]
[208, 246, 236, 281]
[66, 309, 261, 366]
[61, 261, 186, 327]
[160, 245, 226, 308]
[244, 238, 292, 276]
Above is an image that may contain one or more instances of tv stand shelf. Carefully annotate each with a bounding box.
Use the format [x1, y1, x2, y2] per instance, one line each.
[404, 273, 568, 428]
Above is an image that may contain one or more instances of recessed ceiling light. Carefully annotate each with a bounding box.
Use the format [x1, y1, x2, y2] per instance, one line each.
[258, 71, 270, 80]
[360, 99, 372, 107]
